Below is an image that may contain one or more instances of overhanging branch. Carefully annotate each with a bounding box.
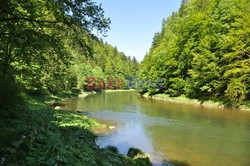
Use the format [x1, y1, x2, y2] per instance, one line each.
[0, 17, 65, 24]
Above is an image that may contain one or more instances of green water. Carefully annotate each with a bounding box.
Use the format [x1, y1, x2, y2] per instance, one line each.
[61, 91, 250, 166]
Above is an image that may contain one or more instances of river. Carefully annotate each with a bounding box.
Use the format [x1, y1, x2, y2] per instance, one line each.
[61, 91, 250, 166]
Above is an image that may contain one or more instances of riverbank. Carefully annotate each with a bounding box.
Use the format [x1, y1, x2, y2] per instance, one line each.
[104, 89, 137, 93]
[142, 92, 250, 111]
[0, 92, 151, 165]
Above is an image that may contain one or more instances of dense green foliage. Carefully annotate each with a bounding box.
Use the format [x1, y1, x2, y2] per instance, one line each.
[0, 0, 138, 96]
[139, 0, 250, 107]
[0, 95, 150, 165]
[0, 0, 142, 165]
[74, 41, 138, 90]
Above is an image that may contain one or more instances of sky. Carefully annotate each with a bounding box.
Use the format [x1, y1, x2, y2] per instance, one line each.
[93, 0, 182, 62]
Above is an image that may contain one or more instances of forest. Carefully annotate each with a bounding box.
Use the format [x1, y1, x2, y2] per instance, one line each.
[139, 0, 250, 108]
[1, 0, 250, 165]
[0, 0, 138, 109]
[0, 0, 147, 165]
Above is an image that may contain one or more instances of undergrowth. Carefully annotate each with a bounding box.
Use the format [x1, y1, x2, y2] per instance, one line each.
[0, 94, 151, 165]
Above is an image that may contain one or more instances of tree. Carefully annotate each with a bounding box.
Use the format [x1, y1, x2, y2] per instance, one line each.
[139, 0, 250, 107]
[0, 0, 110, 94]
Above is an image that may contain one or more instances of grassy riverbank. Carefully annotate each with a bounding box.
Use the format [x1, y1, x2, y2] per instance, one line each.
[0, 92, 151, 165]
[142, 92, 250, 111]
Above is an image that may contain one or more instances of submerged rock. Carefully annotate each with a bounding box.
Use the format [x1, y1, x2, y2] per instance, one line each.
[76, 110, 83, 114]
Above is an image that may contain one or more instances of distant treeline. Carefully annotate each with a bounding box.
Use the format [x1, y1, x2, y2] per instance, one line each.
[139, 0, 250, 107]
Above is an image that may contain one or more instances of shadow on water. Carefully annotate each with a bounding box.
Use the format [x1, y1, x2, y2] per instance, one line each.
[160, 159, 190, 166]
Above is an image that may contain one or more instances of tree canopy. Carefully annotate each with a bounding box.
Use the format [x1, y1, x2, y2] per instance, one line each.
[139, 0, 250, 107]
[0, 0, 138, 108]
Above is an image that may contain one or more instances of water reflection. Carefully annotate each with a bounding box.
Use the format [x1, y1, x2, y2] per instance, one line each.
[61, 91, 250, 166]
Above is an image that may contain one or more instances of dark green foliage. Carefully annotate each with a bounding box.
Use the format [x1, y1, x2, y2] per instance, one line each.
[127, 148, 144, 158]
[139, 0, 250, 107]
[0, 0, 109, 94]
[73, 41, 138, 91]
[105, 146, 119, 154]
[127, 148, 152, 166]
[0, 0, 141, 165]
[0, 73, 21, 111]
[0, 0, 137, 95]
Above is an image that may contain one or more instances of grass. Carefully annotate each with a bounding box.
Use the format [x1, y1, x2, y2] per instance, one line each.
[143, 92, 225, 108]
[0, 93, 151, 165]
[144, 92, 250, 110]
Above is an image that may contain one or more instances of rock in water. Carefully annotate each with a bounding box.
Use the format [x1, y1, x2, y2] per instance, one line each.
[108, 126, 115, 129]
[76, 110, 83, 114]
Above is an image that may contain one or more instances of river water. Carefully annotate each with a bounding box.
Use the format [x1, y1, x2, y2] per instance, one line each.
[61, 91, 250, 166]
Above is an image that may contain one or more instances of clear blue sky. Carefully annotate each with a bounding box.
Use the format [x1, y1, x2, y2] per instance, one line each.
[93, 0, 182, 62]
